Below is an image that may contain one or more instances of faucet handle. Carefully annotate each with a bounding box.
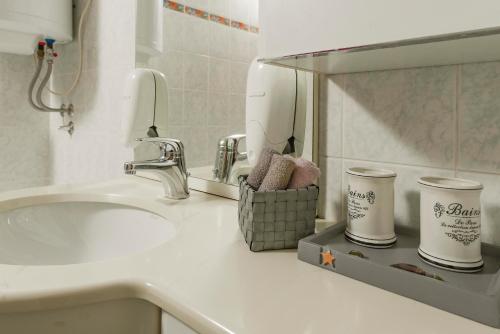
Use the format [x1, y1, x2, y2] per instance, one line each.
[137, 137, 183, 152]
[136, 137, 187, 171]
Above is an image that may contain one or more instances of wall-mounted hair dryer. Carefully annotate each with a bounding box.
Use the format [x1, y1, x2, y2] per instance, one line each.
[122, 68, 169, 147]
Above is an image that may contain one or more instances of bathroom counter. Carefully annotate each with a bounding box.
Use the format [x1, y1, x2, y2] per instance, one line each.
[0, 177, 497, 334]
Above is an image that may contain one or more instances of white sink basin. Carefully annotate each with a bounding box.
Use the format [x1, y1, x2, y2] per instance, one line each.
[0, 200, 175, 265]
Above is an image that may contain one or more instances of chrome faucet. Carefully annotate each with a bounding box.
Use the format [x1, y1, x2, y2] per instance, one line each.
[124, 137, 190, 199]
[213, 134, 247, 184]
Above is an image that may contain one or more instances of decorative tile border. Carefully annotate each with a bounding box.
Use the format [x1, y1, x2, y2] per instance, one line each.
[210, 13, 230, 26]
[185, 5, 209, 20]
[166, 1, 184, 12]
[164, 0, 259, 34]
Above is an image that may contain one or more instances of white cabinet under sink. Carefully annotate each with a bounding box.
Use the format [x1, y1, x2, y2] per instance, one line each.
[0, 299, 161, 334]
[259, 0, 500, 74]
[162, 312, 198, 334]
[0, 299, 199, 334]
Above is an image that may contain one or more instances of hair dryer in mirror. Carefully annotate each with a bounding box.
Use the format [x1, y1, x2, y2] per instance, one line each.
[245, 58, 308, 166]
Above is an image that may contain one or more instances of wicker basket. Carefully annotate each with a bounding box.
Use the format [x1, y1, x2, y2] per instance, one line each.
[238, 176, 319, 252]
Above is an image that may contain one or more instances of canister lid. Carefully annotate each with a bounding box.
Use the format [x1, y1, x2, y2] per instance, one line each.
[346, 167, 396, 178]
[418, 176, 483, 190]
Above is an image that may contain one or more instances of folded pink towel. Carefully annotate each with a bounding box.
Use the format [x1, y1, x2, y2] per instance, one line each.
[247, 148, 278, 189]
[287, 158, 320, 189]
[259, 155, 296, 191]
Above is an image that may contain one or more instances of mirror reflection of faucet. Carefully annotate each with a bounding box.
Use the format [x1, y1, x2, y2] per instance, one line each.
[212, 134, 251, 185]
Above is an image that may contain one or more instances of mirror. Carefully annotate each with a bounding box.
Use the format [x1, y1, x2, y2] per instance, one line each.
[135, 0, 315, 197]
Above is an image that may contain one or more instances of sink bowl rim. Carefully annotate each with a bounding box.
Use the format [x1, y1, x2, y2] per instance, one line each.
[0, 192, 178, 267]
[0, 193, 169, 219]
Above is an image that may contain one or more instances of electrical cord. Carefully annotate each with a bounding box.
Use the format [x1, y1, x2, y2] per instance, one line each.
[48, 0, 93, 97]
[283, 69, 298, 154]
[147, 71, 160, 137]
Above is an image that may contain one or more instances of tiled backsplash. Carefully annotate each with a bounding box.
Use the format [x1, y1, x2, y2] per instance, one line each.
[319, 62, 500, 246]
[0, 54, 50, 191]
[140, 0, 258, 168]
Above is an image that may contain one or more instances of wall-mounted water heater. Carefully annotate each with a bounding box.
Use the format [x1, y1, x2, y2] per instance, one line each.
[0, 0, 72, 55]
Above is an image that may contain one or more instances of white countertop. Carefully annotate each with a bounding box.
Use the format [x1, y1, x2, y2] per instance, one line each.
[0, 177, 498, 334]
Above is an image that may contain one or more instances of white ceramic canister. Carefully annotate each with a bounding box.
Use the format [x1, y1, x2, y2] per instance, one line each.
[418, 177, 483, 273]
[345, 167, 397, 248]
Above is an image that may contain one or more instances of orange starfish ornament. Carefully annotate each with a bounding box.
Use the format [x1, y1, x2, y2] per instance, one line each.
[321, 250, 335, 266]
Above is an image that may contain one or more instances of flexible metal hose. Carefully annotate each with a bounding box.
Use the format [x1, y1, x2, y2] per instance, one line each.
[28, 57, 45, 111]
[36, 61, 64, 112]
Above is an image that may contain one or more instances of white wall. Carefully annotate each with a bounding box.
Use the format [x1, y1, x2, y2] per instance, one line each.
[49, 0, 135, 185]
[319, 62, 500, 246]
[0, 54, 50, 191]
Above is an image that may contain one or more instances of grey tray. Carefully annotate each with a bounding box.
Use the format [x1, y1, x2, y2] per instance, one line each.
[298, 223, 500, 328]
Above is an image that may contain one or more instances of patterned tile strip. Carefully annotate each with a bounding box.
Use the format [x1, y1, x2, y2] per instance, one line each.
[249, 26, 259, 34]
[230, 20, 249, 31]
[185, 5, 209, 20]
[166, 0, 184, 12]
[210, 14, 230, 26]
[164, 0, 259, 34]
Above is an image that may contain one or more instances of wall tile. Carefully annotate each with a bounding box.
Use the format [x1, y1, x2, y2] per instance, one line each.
[319, 75, 343, 158]
[209, 0, 229, 17]
[248, 33, 258, 61]
[0, 56, 50, 128]
[183, 53, 209, 91]
[343, 66, 456, 168]
[248, 0, 259, 27]
[209, 22, 231, 59]
[459, 62, 500, 173]
[208, 125, 230, 158]
[159, 51, 185, 89]
[208, 92, 230, 126]
[457, 171, 500, 246]
[166, 125, 185, 140]
[229, 94, 246, 133]
[0, 53, 50, 192]
[183, 126, 209, 167]
[0, 125, 50, 186]
[0, 177, 50, 193]
[168, 89, 184, 125]
[229, 61, 248, 94]
[184, 90, 208, 126]
[184, 0, 209, 11]
[342, 159, 455, 230]
[229, 0, 249, 23]
[182, 15, 210, 55]
[317, 156, 343, 222]
[209, 58, 230, 92]
[164, 9, 185, 52]
[229, 29, 249, 62]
